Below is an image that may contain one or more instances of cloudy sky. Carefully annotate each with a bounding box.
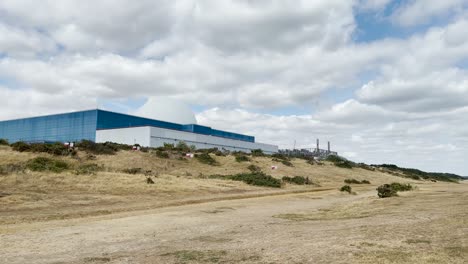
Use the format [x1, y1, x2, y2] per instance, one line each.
[1, 0, 467, 175]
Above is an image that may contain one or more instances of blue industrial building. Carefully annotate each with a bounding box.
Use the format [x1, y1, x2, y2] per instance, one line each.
[0, 109, 254, 143]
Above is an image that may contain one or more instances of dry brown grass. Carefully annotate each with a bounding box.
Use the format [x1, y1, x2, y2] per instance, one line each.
[0, 146, 420, 224]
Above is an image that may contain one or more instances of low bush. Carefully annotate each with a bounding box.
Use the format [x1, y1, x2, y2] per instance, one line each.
[32, 142, 70, 155]
[377, 182, 413, 198]
[26, 157, 69, 173]
[235, 155, 251, 162]
[281, 160, 293, 167]
[163, 143, 175, 150]
[175, 141, 190, 152]
[11, 141, 31, 152]
[0, 138, 8, 145]
[213, 150, 226, 156]
[344, 178, 371, 184]
[390, 182, 413, 192]
[251, 149, 264, 157]
[326, 155, 354, 169]
[282, 176, 311, 185]
[247, 164, 262, 173]
[122, 167, 143, 174]
[76, 140, 123, 155]
[334, 161, 354, 169]
[155, 150, 170, 159]
[195, 153, 218, 166]
[340, 185, 352, 193]
[229, 172, 281, 188]
[74, 163, 102, 175]
[376, 184, 397, 198]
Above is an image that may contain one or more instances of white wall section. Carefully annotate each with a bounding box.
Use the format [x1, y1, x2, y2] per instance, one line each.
[96, 126, 278, 154]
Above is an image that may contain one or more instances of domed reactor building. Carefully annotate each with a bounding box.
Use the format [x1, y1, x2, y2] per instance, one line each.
[0, 108, 278, 154]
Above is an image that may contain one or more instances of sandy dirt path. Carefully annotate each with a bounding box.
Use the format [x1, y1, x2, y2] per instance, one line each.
[1, 183, 467, 264]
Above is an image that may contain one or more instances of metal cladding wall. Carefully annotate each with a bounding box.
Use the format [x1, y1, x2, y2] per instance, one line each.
[96, 126, 278, 154]
[0, 110, 98, 143]
[0, 109, 256, 145]
[96, 110, 255, 143]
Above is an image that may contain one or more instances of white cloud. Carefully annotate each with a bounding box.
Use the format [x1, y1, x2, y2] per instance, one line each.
[392, 0, 467, 26]
[0, 23, 56, 57]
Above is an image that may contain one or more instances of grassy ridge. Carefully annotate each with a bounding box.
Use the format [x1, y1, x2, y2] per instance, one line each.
[373, 164, 462, 182]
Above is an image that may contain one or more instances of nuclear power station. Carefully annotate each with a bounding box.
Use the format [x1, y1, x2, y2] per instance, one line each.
[0, 109, 278, 154]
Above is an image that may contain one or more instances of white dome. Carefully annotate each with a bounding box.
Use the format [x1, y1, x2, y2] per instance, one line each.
[135, 97, 197, 124]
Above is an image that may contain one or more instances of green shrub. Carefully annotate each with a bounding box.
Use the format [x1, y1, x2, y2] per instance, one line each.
[327, 155, 354, 169]
[163, 143, 175, 150]
[11, 141, 31, 152]
[229, 172, 281, 188]
[235, 155, 251, 162]
[195, 153, 218, 166]
[213, 150, 226, 156]
[251, 149, 264, 157]
[281, 160, 293, 167]
[377, 182, 413, 198]
[344, 178, 371, 184]
[76, 140, 128, 155]
[340, 185, 352, 193]
[344, 178, 360, 184]
[155, 150, 170, 159]
[0, 139, 8, 145]
[334, 161, 354, 169]
[32, 142, 69, 155]
[122, 167, 142, 174]
[390, 182, 413, 192]
[376, 184, 398, 198]
[175, 141, 190, 152]
[282, 176, 311, 185]
[247, 164, 261, 173]
[26, 157, 69, 173]
[74, 163, 102, 175]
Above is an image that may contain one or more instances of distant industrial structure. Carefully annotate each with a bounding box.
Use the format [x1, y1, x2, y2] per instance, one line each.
[0, 109, 278, 154]
[279, 139, 338, 159]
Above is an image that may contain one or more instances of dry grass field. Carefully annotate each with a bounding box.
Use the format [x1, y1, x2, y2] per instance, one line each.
[0, 145, 466, 263]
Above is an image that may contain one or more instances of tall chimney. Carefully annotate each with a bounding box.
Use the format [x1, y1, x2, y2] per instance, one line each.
[316, 139, 319, 151]
[328, 141, 331, 153]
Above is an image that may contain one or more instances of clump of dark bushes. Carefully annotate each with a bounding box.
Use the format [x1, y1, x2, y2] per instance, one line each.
[251, 149, 264, 157]
[195, 153, 219, 166]
[26, 157, 69, 173]
[209, 172, 281, 188]
[229, 172, 281, 188]
[247, 164, 262, 173]
[281, 160, 293, 167]
[235, 155, 251, 162]
[122, 167, 143, 174]
[377, 182, 413, 198]
[155, 150, 170, 159]
[344, 178, 371, 184]
[282, 176, 311, 185]
[0, 138, 9, 145]
[10, 141, 72, 156]
[340, 185, 352, 193]
[76, 140, 131, 155]
[326, 155, 354, 169]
